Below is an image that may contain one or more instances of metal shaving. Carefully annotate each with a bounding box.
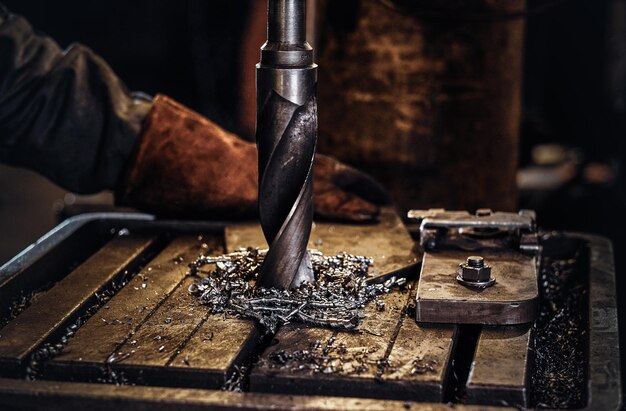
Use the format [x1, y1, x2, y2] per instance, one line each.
[26, 269, 138, 381]
[189, 248, 405, 335]
[0, 287, 49, 330]
[264, 335, 380, 376]
[222, 364, 248, 392]
[410, 355, 438, 375]
[531, 234, 587, 409]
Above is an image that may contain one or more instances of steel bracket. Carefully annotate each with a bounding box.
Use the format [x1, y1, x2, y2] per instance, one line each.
[407, 208, 539, 254]
[408, 209, 540, 325]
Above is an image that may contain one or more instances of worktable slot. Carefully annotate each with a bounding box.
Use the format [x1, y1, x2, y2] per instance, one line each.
[465, 324, 531, 407]
[45, 236, 209, 382]
[0, 235, 158, 377]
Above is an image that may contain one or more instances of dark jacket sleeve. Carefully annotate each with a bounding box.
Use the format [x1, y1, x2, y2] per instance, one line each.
[0, 6, 152, 193]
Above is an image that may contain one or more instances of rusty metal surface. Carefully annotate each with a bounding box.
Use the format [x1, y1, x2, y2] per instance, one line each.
[45, 236, 209, 379]
[0, 236, 156, 375]
[112, 276, 207, 368]
[249, 282, 416, 399]
[101, 274, 259, 388]
[242, 207, 455, 401]
[416, 249, 538, 324]
[466, 324, 532, 407]
[249, 323, 333, 392]
[0, 213, 619, 410]
[383, 319, 457, 400]
[167, 311, 260, 387]
[0, 378, 511, 411]
[226, 207, 420, 280]
[45, 233, 262, 389]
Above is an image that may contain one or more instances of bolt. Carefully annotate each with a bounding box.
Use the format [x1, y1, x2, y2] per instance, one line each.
[457, 256, 495, 288]
[467, 256, 484, 268]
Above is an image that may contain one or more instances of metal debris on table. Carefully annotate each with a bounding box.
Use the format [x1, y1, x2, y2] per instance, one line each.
[410, 355, 439, 375]
[264, 336, 377, 376]
[531, 234, 587, 409]
[26, 270, 138, 381]
[0, 291, 37, 330]
[260, 333, 417, 377]
[188, 248, 406, 334]
[221, 364, 248, 392]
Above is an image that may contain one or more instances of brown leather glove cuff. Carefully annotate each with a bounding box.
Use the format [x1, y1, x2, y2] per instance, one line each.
[118, 94, 384, 222]
[116, 94, 258, 218]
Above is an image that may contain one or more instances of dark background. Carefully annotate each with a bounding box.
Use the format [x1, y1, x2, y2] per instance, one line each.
[0, 0, 251, 135]
[1, 0, 625, 402]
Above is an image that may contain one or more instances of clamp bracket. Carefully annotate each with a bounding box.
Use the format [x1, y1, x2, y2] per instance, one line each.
[408, 209, 540, 325]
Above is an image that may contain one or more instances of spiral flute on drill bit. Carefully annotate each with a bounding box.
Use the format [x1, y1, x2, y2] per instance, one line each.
[256, 0, 317, 289]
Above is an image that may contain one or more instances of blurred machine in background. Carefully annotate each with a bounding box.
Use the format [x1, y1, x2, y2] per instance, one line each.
[316, 0, 523, 213]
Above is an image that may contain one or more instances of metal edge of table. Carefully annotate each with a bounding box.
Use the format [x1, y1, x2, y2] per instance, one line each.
[0, 212, 235, 283]
[0, 213, 151, 283]
[575, 233, 622, 411]
[0, 378, 513, 411]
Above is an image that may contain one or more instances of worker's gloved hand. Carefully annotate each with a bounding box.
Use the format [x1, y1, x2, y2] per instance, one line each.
[117, 95, 388, 222]
[313, 154, 388, 222]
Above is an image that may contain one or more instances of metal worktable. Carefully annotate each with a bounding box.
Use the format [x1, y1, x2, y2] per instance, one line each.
[0, 213, 621, 410]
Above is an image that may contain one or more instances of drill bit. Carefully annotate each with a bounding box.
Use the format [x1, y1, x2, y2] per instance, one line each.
[256, 0, 317, 289]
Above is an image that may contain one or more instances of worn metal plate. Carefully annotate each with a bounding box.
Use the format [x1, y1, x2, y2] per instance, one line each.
[580, 234, 621, 411]
[225, 207, 420, 280]
[383, 319, 457, 400]
[166, 310, 260, 388]
[0, 212, 619, 410]
[0, 236, 156, 376]
[249, 283, 413, 398]
[96, 274, 259, 388]
[416, 250, 538, 324]
[249, 281, 456, 401]
[111, 276, 207, 369]
[465, 325, 532, 407]
[46, 234, 260, 389]
[45, 236, 208, 380]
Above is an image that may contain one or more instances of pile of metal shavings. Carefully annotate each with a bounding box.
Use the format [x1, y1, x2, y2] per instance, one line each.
[531, 235, 587, 409]
[188, 248, 406, 335]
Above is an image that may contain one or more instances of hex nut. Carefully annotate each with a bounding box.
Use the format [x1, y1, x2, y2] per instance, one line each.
[458, 261, 492, 282]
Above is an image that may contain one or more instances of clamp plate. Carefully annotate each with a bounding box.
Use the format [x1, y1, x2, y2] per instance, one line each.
[416, 249, 538, 325]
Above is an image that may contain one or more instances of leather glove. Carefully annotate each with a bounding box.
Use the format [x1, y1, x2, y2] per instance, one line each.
[117, 95, 389, 222]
